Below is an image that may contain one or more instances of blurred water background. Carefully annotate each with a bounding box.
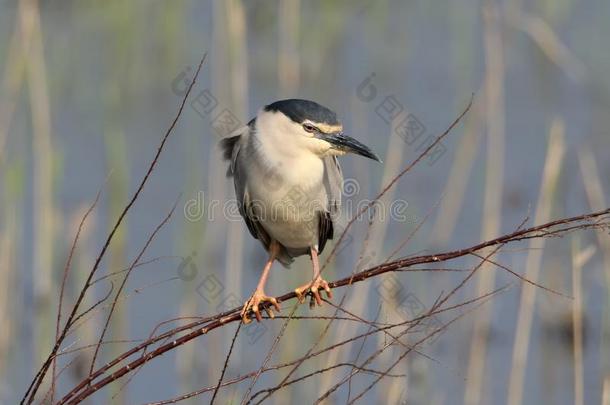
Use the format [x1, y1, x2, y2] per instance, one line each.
[1, 0, 610, 404]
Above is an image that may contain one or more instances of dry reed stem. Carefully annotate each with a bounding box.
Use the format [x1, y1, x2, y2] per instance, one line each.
[430, 88, 484, 244]
[507, 118, 565, 405]
[464, 4, 505, 403]
[578, 146, 610, 373]
[21, 53, 208, 405]
[0, 0, 32, 168]
[571, 238, 595, 405]
[514, 12, 586, 82]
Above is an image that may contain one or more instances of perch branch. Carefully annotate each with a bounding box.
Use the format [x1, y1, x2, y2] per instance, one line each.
[58, 206, 609, 404]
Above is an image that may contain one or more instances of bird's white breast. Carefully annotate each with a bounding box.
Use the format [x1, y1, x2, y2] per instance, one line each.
[243, 130, 327, 250]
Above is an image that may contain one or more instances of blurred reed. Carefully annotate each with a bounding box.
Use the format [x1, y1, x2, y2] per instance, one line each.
[368, 115, 410, 403]
[431, 0, 478, 216]
[464, 3, 506, 404]
[578, 146, 610, 379]
[224, 0, 248, 330]
[0, 217, 15, 384]
[0, 1, 27, 394]
[103, 126, 129, 405]
[571, 237, 595, 405]
[276, 1, 301, 402]
[21, 0, 57, 372]
[278, 0, 301, 96]
[430, 95, 483, 244]
[510, 11, 585, 83]
[216, 0, 249, 386]
[169, 0, 208, 393]
[97, 3, 141, 402]
[68, 204, 97, 388]
[0, 164, 23, 386]
[0, 3, 27, 168]
[318, 102, 407, 400]
[190, 0, 230, 392]
[507, 118, 565, 405]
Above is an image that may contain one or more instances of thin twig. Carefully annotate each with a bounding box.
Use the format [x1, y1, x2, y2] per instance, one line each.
[88, 197, 180, 375]
[210, 322, 242, 405]
[240, 303, 300, 404]
[322, 94, 475, 272]
[139, 287, 505, 405]
[347, 286, 507, 404]
[469, 251, 570, 298]
[52, 188, 101, 401]
[21, 52, 207, 405]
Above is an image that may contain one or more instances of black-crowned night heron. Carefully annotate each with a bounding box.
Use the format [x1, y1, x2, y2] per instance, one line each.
[221, 99, 381, 323]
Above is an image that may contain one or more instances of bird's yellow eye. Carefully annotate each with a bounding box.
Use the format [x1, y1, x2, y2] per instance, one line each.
[302, 123, 317, 133]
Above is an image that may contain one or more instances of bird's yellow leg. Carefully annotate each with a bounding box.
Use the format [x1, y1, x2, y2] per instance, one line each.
[241, 241, 281, 324]
[295, 247, 333, 307]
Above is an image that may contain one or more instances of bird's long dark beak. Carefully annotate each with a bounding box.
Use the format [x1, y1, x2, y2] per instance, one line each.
[319, 132, 382, 162]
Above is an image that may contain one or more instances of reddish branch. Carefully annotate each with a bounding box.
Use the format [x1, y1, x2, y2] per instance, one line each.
[140, 284, 510, 405]
[56, 206, 609, 404]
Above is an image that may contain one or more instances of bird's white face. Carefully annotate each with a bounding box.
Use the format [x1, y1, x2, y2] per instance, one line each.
[255, 107, 380, 164]
[256, 109, 345, 159]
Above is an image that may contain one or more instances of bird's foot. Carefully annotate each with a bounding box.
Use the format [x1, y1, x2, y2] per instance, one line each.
[295, 276, 333, 308]
[241, 289, 280, 324]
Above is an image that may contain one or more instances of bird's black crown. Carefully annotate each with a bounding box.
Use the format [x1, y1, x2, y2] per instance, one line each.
[264, 99, 340, 126]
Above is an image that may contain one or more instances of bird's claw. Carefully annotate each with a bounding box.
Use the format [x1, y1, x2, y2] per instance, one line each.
[294, 276, 333, 307]
[241, 290, 280, 324]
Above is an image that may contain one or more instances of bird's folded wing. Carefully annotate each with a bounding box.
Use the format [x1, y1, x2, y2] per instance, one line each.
[318, 156, 343, 253]
[323, 156, 343, 215]
[232, 144, 271, 248]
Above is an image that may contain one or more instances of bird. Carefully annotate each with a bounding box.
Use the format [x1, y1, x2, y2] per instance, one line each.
[220, 99, 381, 323]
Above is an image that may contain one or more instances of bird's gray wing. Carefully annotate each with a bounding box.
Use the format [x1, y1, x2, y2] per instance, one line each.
[220, 122, 251, 177]
[318, 156, 343, 253]
[219, 124, 272, 249]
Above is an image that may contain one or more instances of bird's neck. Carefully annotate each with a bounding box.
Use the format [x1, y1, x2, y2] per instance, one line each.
[248, 130, 324, 190]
